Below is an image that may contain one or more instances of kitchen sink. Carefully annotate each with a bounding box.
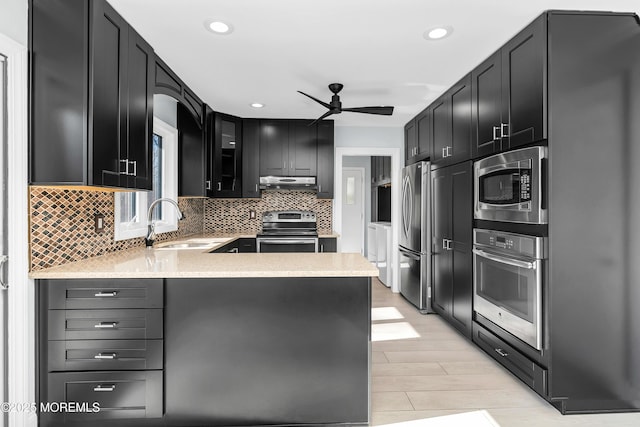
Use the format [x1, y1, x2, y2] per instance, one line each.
[154, 237, 231, 250]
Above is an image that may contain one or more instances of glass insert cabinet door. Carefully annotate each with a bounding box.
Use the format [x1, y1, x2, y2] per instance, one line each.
[214, 115, 242, 195]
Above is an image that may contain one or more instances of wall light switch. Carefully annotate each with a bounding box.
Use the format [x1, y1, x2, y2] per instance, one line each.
[249, 210, 256, 219]
[94, 213, 105, 234]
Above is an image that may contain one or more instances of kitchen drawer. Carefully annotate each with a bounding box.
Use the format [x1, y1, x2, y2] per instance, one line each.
[48, 309, 163, 341]
[45, 279, 163, 310]
[43, 371, 162, 423]
[48, 340, 163, 372]
[473, 321, 548, 397]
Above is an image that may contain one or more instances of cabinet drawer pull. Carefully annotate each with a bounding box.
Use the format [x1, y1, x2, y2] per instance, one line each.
[93, 384, 116, 392]
[94, 291, 118, 297]
[94, 353, 118, 360]
[495, 348, 509, 357]
[94, 321, 118, 329]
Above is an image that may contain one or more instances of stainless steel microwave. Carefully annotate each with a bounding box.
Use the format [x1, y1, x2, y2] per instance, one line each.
[474, 146, 547, 224]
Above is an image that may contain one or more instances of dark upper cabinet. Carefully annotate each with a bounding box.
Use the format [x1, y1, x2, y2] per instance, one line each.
[371, 156, 391, 186]
[431, 74, 471, 169]
[405, 108, 431, 166]
[30, 0, 154, 190]
[211, 113, 242, 198]
[177, 103, 206, 197]
[472, 15, 546, 158]
[259, 120, 290, 176]
[416, 107, 431, 160]
[316, 120, 335, 199]
[259, 120, 317, 177]
[404, 119, 417, 165]
[290, 121, 318, 176]
[431, 161, 473, 338]
[242, 119, 261, 198]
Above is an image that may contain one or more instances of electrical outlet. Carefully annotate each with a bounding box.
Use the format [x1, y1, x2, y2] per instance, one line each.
[94, 213, 105, 234]
[249, 210, 256, 219]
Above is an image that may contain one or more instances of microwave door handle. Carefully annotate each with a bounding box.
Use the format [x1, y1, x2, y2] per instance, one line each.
[472, 248, 534, 269]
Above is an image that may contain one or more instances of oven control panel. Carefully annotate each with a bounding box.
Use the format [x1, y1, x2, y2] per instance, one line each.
[473, 229, 546, 259]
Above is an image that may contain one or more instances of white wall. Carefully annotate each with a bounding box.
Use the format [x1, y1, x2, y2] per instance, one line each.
[335, 126, 404, 151]
[0, 0, 27, 46]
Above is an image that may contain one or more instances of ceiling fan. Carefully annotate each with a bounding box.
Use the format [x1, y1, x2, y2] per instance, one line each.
[298, 83, 394, 125]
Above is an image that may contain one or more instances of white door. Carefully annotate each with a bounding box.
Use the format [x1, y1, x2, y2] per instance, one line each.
[341, 168, 365, 253]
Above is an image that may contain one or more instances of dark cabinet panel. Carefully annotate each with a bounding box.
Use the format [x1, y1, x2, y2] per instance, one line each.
[416, 107, 431, 160]
[154, 56, 203, 126]
[242, 119, 261, 198]
[431, 161, 472, 338]
[404, 119, 417, 164]
[46, 278, 163, 310]
[430, 96, 449, 168]
[178, 102, 206, 197]
[30, 0, 154, 190]
[501, 15, 546, 149]
[212, 112, 242, 197]
[472, 52, 503, 158]
[48, 309, 163, 341]
[472, 15, 546, 158]
[319, 237, 337, 253]
[259, 120, 290, 176]
[290, 120, 317, 176]
[316, 120, 335, 199]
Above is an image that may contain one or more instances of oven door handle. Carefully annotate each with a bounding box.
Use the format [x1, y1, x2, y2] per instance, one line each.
[258, 239, 317, 245]
[472, 248, 535, 269]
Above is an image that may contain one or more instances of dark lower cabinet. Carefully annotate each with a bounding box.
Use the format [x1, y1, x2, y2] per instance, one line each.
[164, 277, 370, 426]
[431, 161, 473, 338]
[212, 238, 256, 253]
[319, 237, 337, 253]
[38, 279, 164, 427]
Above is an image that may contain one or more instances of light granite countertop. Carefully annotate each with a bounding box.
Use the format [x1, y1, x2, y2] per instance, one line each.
[29, 235, 374, 279]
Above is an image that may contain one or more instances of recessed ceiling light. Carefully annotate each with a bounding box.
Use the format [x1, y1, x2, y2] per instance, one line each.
[205, 19, 233, 35]
[250, 103, 265, 108]
[424, 26, 453, 40]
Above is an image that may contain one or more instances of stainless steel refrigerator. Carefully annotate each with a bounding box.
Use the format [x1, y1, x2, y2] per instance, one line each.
[399, 161, 432, 313]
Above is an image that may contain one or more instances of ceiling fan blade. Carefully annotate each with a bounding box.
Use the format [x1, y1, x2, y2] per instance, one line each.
[342, 106, 394, 115]
[308, 110, 335, 126]
[297, 91, 331, 109]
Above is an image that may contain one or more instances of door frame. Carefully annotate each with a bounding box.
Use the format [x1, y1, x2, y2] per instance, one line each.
[335, 147, 402, 292]
[0, 33, 35, 427]
[340, 167, 366, 255]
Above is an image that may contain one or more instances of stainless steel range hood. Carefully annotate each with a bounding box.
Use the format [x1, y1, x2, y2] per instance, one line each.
[259, 176, 317, 191]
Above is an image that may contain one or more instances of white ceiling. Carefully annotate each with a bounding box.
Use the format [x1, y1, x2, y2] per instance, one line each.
[109, 0, 640, 128]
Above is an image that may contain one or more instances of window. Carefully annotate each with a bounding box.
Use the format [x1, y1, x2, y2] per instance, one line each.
[114, 117, 178, 241]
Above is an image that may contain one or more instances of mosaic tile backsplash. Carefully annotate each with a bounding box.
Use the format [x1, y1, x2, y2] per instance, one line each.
[204, 191, 332, 234]
[29, 188, 332, 270]
[29, 187, 204, 270]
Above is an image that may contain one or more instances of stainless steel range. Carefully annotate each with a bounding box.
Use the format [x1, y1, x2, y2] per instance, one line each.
[256, 210, 319, 253]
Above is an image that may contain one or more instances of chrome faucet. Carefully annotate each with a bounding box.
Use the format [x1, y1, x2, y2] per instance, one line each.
[145, 198, 186, 247]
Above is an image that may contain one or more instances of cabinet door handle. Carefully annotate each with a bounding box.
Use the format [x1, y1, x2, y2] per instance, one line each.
[290, 161, 293, 170]
[229, 247, 239, 253]
[93, 384, 116, 392]
[232, 179, 236, 191]
[94, 353, 117, 360]
[129, 160, 137, 176]
[446, 146, 452, 157]
[318, 184, 322, 193]
[255, 183, 258, 192]
[493, 126, 500, 141]
[442, 147, 446, 158]
[320, 244, 324, 252]
[94, 321, 118, 329]
[217, 182, 222, 191]
[501, 123, 509, 138]
[495, 348, 509, 357]
[206, 181, 212, 190]
[94, 291, 118, 297]
[119, 159, 129, 175]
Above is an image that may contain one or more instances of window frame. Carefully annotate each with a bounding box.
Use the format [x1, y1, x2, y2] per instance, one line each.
[113, 117, 178, 241]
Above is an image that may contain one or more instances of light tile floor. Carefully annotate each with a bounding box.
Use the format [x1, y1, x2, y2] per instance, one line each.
[370, 279, 640, 427]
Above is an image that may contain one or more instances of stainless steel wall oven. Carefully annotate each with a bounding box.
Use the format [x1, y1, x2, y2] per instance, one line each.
[473, 228, 547, 350]
[474, 146, 547, 224]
